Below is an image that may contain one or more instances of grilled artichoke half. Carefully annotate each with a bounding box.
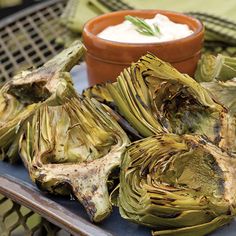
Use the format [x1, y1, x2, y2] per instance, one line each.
[194, 54, 217, 82]
[19, 96, 129, 222]
[195, 54, 236, 82]
[118, 133, 236, 236]
[0, 40, 84, 162]
[107, 53, 235, 151]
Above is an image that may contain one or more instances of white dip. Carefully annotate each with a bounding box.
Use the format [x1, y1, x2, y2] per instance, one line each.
[97, 14, 193, 43]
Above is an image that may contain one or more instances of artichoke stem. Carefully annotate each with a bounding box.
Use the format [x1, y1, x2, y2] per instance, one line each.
[31, 148, 123, 222]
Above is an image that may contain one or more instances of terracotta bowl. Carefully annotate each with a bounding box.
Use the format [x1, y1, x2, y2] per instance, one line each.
[82, 10, 204, 86]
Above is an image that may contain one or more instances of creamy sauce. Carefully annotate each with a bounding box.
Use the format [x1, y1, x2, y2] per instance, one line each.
[97, 14, 193, 43]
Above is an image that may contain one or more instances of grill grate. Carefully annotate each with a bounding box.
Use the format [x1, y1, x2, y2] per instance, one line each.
[0, 194, 71, 236]
[0, 0, 68, 84]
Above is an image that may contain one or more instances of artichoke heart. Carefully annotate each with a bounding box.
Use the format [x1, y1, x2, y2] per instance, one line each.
[0, 40, 85, 162]
[118, 133, 236, 236]
[19, 96, 129, 222]
[107, 53, 235, 151]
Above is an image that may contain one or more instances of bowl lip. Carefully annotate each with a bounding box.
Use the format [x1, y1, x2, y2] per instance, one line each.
[83, 9, 204, 47]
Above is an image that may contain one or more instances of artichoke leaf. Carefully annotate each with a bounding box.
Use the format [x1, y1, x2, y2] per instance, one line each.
[117, 133, 236, 235]
[19, 96, 129, 222]
[107, 82, 156, 137]
[107, 65, 166, 137]
[83, 83, 144, 140]
[152, 215, 232, 236]
[83, 83, 114, 104]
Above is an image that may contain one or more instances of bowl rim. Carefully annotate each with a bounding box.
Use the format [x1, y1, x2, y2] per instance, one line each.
[83, 9, 204, 47]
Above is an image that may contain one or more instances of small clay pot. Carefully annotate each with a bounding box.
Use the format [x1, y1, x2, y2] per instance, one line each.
[82, 10, 204, 86]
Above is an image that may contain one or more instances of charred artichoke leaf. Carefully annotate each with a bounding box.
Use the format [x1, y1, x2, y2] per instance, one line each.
[0, 101, 38, 162]
[83, 83, 114, 104]
[195, 54, 236, 82]
[107, 65, 167, 137]
[104, 105, 143, 141]
[118, 133, 236, 236]
[107, 53, 234, 150]
[83, 84, 143, 140]
[19, 96, 129, 222]
[0, 41, 85, 162]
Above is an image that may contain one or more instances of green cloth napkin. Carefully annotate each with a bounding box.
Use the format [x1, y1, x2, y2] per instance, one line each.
[130, 0, 236, 22]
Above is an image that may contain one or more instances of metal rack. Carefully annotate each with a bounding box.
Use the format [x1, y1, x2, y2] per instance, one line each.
[0, 0, 67, 84]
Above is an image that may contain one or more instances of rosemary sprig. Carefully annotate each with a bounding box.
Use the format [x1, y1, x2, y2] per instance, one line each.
[125, 15, 161, 37]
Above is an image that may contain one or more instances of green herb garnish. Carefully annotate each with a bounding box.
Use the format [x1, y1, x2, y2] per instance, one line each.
[125, 15, 161, 37]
